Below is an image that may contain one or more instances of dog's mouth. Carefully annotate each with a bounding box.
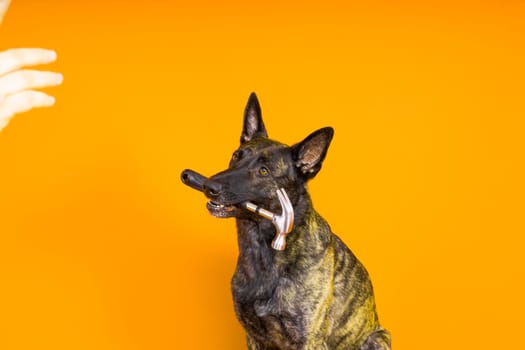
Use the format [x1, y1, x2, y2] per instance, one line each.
[206, 200, 238, 218]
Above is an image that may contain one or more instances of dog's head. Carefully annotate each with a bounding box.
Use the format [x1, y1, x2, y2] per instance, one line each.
[203, 93, 334, 219]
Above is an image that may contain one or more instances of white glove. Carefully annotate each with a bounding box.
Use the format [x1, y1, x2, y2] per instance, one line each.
[0, 0, 63, 132]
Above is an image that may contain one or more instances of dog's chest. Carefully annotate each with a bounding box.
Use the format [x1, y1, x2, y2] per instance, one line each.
[232, 270, 309, 349]
[231, 245, 331, 346]
[231, 217, 342, 348]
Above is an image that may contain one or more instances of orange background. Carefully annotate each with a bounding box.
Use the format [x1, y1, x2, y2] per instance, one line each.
[0, 0, 524, 349]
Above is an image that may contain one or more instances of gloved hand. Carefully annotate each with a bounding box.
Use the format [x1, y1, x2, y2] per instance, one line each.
[0, 0, 63, 132]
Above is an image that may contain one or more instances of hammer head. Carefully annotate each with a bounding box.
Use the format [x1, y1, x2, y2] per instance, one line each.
[241, 188, 294, 251]
[271, 188, 294, 250]
[273, 189, 294, 233]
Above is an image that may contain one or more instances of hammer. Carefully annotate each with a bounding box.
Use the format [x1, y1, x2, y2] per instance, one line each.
[181, 169, 295, 251]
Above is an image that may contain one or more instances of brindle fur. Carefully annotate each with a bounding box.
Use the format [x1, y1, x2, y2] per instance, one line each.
[199, 93, 391, 349]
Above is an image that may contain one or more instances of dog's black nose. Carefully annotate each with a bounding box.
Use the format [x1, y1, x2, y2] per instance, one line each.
[181, 169, 208, 192]
[204, 180, 223, 199]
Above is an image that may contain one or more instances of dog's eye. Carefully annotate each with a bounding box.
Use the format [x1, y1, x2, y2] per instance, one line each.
[259, 166, 270, 176]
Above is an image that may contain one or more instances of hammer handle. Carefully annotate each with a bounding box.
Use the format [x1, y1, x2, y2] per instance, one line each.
[243, 202, 274, 221]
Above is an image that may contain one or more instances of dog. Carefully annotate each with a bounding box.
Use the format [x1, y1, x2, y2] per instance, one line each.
[181, 93, 391, 350]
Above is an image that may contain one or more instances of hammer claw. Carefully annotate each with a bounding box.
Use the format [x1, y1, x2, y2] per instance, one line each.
[269, 188, 294, 250]
[276, 188, 294, 234]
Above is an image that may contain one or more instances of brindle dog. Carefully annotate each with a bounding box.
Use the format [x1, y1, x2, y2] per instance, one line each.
[181, 93, 391, 350]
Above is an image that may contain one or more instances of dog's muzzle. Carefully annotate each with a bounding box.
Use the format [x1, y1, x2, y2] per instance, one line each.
[180, 169, 236, 217]
[181, 169, 295, 250]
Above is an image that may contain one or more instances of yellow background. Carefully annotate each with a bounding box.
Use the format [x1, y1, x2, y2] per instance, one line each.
[1, 0, 524, 348]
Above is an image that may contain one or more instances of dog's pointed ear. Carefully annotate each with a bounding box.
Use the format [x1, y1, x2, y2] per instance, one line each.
[292, 127, 334, 180]
[241, 92, 268, 144]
